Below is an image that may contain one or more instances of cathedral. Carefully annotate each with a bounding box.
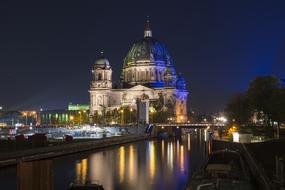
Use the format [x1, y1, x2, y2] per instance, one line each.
[89, 20, 189, 123]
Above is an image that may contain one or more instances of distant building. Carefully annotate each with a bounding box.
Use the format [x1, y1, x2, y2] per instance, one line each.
[0, 111, 38, 127]
[40, 104, 89, 125]
[68, 103, 89, 111]
[40, 109, 73, 125]
[89, 19, 189, 123]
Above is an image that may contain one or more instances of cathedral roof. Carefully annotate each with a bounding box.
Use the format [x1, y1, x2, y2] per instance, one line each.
[176, 73, 187, 90]
[123, 19, 172, 68]
[94, 51, 110, 68]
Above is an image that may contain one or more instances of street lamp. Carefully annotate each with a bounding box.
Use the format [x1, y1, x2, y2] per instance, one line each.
[70, 115, 74, 125]
[129, 108, 133, 124]
[150, 107, 156, 123]
[78, 111, 82, 125]
[120, 109, 124, 125]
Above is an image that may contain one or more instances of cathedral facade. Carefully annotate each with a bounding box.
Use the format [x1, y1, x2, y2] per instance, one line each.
[89, 20, 189, 123]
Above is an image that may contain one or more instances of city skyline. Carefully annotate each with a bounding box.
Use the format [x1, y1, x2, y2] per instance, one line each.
[1, 1, 285, 113]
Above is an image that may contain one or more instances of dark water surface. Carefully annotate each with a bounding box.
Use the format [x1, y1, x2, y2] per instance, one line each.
[0, 130, 210, 190]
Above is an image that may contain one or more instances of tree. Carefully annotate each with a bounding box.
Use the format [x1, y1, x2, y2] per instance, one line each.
[246, 76, 280, 124]
[268, 88, 285, 123]
[225, 93, 251, 125]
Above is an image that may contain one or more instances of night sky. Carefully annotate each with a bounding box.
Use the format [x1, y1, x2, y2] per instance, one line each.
[1, 1, 285, 113]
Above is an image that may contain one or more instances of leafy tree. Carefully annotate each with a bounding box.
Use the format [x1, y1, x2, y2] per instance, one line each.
[246, 76, 280, 124]
[225, 93, 251, 125]
[268, 88, 285, 124]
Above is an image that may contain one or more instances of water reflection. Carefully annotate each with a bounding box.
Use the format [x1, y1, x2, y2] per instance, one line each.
[180, 145, 184, 171]
[76, 159, 88, 184]
[0, 131, 209, 190]
[128, 145, 137, 183]
[119, 146, 125, 183]
[148, 141, 156, 180]
[17, 160, 53, 190]
[162, 140, 165, 160]
[188, 133, 191, 151]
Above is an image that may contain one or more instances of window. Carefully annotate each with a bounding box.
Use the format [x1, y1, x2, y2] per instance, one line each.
[98, 73, 102, 80]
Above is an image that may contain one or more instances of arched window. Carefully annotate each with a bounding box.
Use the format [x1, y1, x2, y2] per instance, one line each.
[160, 70, 164, 81]
[146, 70, 149, 80]
[156, 70, 160, 81]
[141, 71, 145, 81]
[98, 73, 102, 80]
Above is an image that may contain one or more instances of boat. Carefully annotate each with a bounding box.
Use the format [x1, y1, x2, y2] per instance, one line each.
[187, 149, 254, 190]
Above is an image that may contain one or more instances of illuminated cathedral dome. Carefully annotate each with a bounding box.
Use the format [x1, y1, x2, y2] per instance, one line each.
[94, 51, 110, 68]
[123, 37, 172, 66]
[121, 18, 177, 88]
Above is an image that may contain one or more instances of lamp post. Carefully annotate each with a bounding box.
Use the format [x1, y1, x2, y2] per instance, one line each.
[78, 111, 82, 125]
[120, 109, 124, 125]
[129, 108, 133, 124]
[150, 107, 155, 124]
[70, 115, 74, 126]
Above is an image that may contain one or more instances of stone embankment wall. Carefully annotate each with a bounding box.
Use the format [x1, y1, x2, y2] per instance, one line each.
[0, 134, 149, 168]
[213, 140, 274, 190]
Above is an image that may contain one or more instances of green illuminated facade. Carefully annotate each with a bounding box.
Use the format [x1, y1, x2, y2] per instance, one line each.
[68, 103, 89, 111]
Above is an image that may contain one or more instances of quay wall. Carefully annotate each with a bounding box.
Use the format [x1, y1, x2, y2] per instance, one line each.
[213, 140, 274, 190]
[0, 134, 149, 168]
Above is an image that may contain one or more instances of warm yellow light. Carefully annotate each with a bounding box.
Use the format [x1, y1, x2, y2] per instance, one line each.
[120, 110, 124, 113]
[119, 146, 125, 182]
[130, 108, 133, 112]
[150, 107, 156, 113]
[70, 116, 74, 120]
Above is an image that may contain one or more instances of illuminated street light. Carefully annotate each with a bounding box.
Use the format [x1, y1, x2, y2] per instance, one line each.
[120, 109, 124, 124]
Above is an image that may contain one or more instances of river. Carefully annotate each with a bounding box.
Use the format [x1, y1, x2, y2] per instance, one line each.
[0, 129, 210, 190]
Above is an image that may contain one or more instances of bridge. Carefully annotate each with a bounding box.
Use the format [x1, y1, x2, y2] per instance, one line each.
[155, 123, 226, 128]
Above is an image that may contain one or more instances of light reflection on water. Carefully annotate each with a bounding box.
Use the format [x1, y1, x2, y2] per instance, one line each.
[66, 131, 208, 190]
[1, 129, 210, 190]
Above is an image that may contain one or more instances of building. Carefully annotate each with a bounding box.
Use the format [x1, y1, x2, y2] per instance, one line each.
[89, 19, 189, 123]
[0, 111, 38, 127]
[40, 104, 89, 125]
[68, 103, 89, 111]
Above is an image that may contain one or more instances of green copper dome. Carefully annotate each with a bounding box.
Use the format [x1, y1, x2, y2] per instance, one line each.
[123, 37, 172, 67]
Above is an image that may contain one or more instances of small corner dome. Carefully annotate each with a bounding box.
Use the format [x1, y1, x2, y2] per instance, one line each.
[176, 74, 186, 90]
[95, 52, 110, 67]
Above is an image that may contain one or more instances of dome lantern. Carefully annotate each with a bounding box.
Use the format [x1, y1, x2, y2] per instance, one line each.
[144, 16, 152, 38]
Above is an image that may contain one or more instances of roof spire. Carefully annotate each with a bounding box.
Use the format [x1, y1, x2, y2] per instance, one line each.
[144, 16, 152, 38]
